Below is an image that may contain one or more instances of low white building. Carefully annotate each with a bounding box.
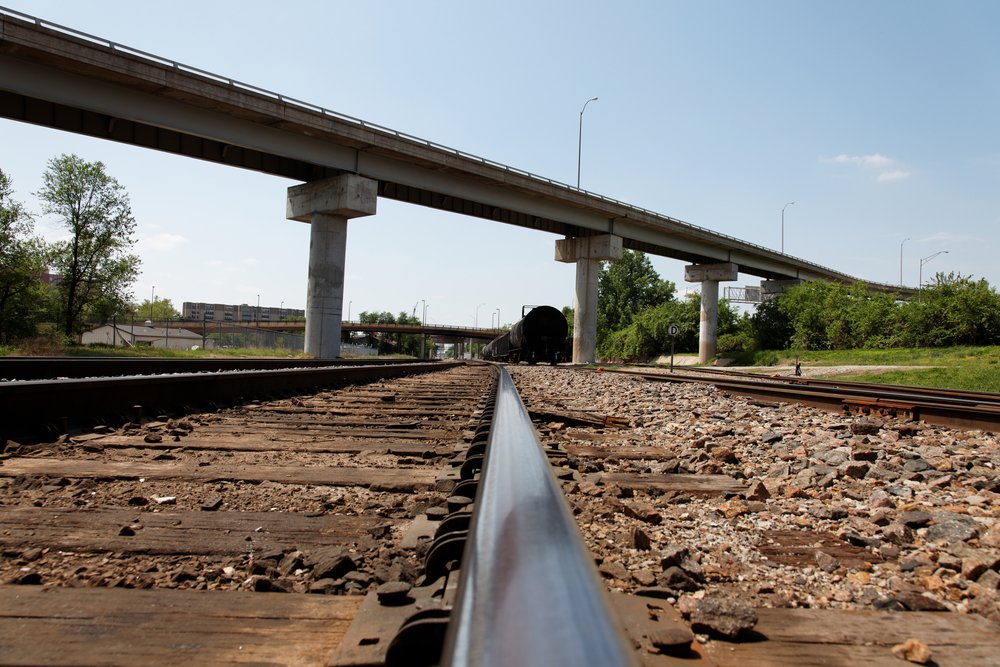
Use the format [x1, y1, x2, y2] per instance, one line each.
[81, 324, 211, 350]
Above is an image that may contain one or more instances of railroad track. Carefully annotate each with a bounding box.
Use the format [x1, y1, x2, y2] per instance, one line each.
[0, 359, 454, 443]
[2, 359, 999, 666]
[0, 356, 433, 381]
[591, 365, 1000, 433]
[0, 361, 491, 666]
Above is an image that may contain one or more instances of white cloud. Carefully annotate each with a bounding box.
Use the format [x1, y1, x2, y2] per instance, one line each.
[821, 153, 912, 183]
[919, 232, 978, 244]
[145, 233, 189, 250]
[822, 153, 894, 167]
[241, 258, 261, 265]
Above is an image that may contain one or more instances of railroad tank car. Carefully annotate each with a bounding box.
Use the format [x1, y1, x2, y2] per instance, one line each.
[482, 305, 568, 365]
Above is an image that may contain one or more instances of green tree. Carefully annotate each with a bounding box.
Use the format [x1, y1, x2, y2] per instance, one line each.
[36, 155, 141, 336]
[597, 292, 738, 360]
[0, 169, 51, 342]
[131, 297, 180, 320]
[597, 250, 675, 342]
[561, 305, 575, 337]
[898, 273, 1000, 347]
[749, 295, 793, 350]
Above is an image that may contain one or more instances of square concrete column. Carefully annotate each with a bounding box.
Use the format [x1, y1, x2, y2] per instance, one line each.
[555, 235, 623, 364]
[684, 263, 738, 363]
[287, 174, 377, 359]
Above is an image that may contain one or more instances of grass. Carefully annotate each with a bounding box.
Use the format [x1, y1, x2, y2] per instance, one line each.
[720, 345, 1000, 393]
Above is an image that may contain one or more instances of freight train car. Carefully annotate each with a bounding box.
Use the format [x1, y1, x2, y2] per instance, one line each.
[482, 305, 569, 365]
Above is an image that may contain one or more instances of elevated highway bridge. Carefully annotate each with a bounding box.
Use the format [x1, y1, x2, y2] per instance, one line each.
[169, 320, 502, 341]
[0, 8, 915, 362]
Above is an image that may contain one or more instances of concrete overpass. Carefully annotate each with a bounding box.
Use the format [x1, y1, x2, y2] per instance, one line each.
[168, 319, 502, 341]
[0, 9, 915, 361]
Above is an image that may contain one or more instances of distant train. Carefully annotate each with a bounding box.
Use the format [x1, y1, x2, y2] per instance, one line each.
[482, 305, 569, 365]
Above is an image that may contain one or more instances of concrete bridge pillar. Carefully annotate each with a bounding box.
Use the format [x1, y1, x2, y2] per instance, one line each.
[287, 175, 377, 359]
[555, 235, 623, 364]
[684, 263, 739, 363]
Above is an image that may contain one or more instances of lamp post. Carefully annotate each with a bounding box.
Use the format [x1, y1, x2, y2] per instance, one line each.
[919, 251, 949, 299]
[781, 202, 794, 254]
[280, 301, 284, 322]
[496, 307, 501, 329]
[256, 294, 260, 349]
[420, 300, 428, 359]
[475, 303, 485, 328]
[577, 96, 598, 189]
[150, 286, 154, 323]
[900, 238, 910, 287]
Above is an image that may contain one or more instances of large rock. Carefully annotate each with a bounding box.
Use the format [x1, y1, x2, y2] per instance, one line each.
[679, 596, 758, 639]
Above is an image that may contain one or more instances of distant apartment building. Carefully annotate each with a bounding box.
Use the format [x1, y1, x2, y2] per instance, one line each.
[182, 302, 304, 323]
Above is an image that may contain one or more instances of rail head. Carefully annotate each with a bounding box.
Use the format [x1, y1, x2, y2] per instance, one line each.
[443, 366, 635, 667]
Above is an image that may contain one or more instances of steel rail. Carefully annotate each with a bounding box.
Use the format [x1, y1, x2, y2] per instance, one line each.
[628, 367, 1000, 410]
[662, 365, 1000, 405]
[0, 356, 438, 381]
[442, 366, 635, 667]
[594, 367, 1000, 432]
[0, 362, 463, 442]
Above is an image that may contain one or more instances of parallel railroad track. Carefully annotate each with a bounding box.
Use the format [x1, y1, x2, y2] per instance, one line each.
[0, 361, 492, 666]
[592, 365, 1000, 433]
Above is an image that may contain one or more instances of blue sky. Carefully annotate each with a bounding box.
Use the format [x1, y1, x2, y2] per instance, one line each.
[1, 1, 997, 327]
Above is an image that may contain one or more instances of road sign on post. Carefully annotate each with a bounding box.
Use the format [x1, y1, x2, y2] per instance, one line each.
[668, 325, 679, 372]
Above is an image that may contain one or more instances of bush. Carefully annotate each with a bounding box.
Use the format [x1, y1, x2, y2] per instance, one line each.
[717, 332, 754, 354]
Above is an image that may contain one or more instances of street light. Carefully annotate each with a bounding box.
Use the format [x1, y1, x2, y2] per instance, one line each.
[420, 300, 428, 359]
[348, 300, 352, 323]
[150, 285, 154, 323]
[280, 301, 284, 322]
[475, 302, 485, 328]
[900, 238, 910, 287]
[919, 251, 949, 299]
[781, 202, 794, 254]
[577, 96, 598, 189]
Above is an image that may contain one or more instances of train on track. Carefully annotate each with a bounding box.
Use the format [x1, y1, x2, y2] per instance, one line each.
[482, 305, 569, 365]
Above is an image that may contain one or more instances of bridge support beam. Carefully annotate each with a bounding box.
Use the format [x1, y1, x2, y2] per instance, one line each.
[761, 279, 803, 298]
[287, 175, 377, 359]
[685, 263, 739, 363]
[556, 235, 623, 364]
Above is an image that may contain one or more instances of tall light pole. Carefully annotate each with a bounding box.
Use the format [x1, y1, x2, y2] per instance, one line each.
[577, 96, 598, 189]
[348, 300, 352, 323]
[420, 300, 428, 359]
[919, 251, 949, 299]
[280, 300, 284, 322]
[900, 238, 910, 287]
[150, 285, 154, 323]
[475, 302, 485, 328]
[781, 202, 794, 254]
[496, 307, 501, 329]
